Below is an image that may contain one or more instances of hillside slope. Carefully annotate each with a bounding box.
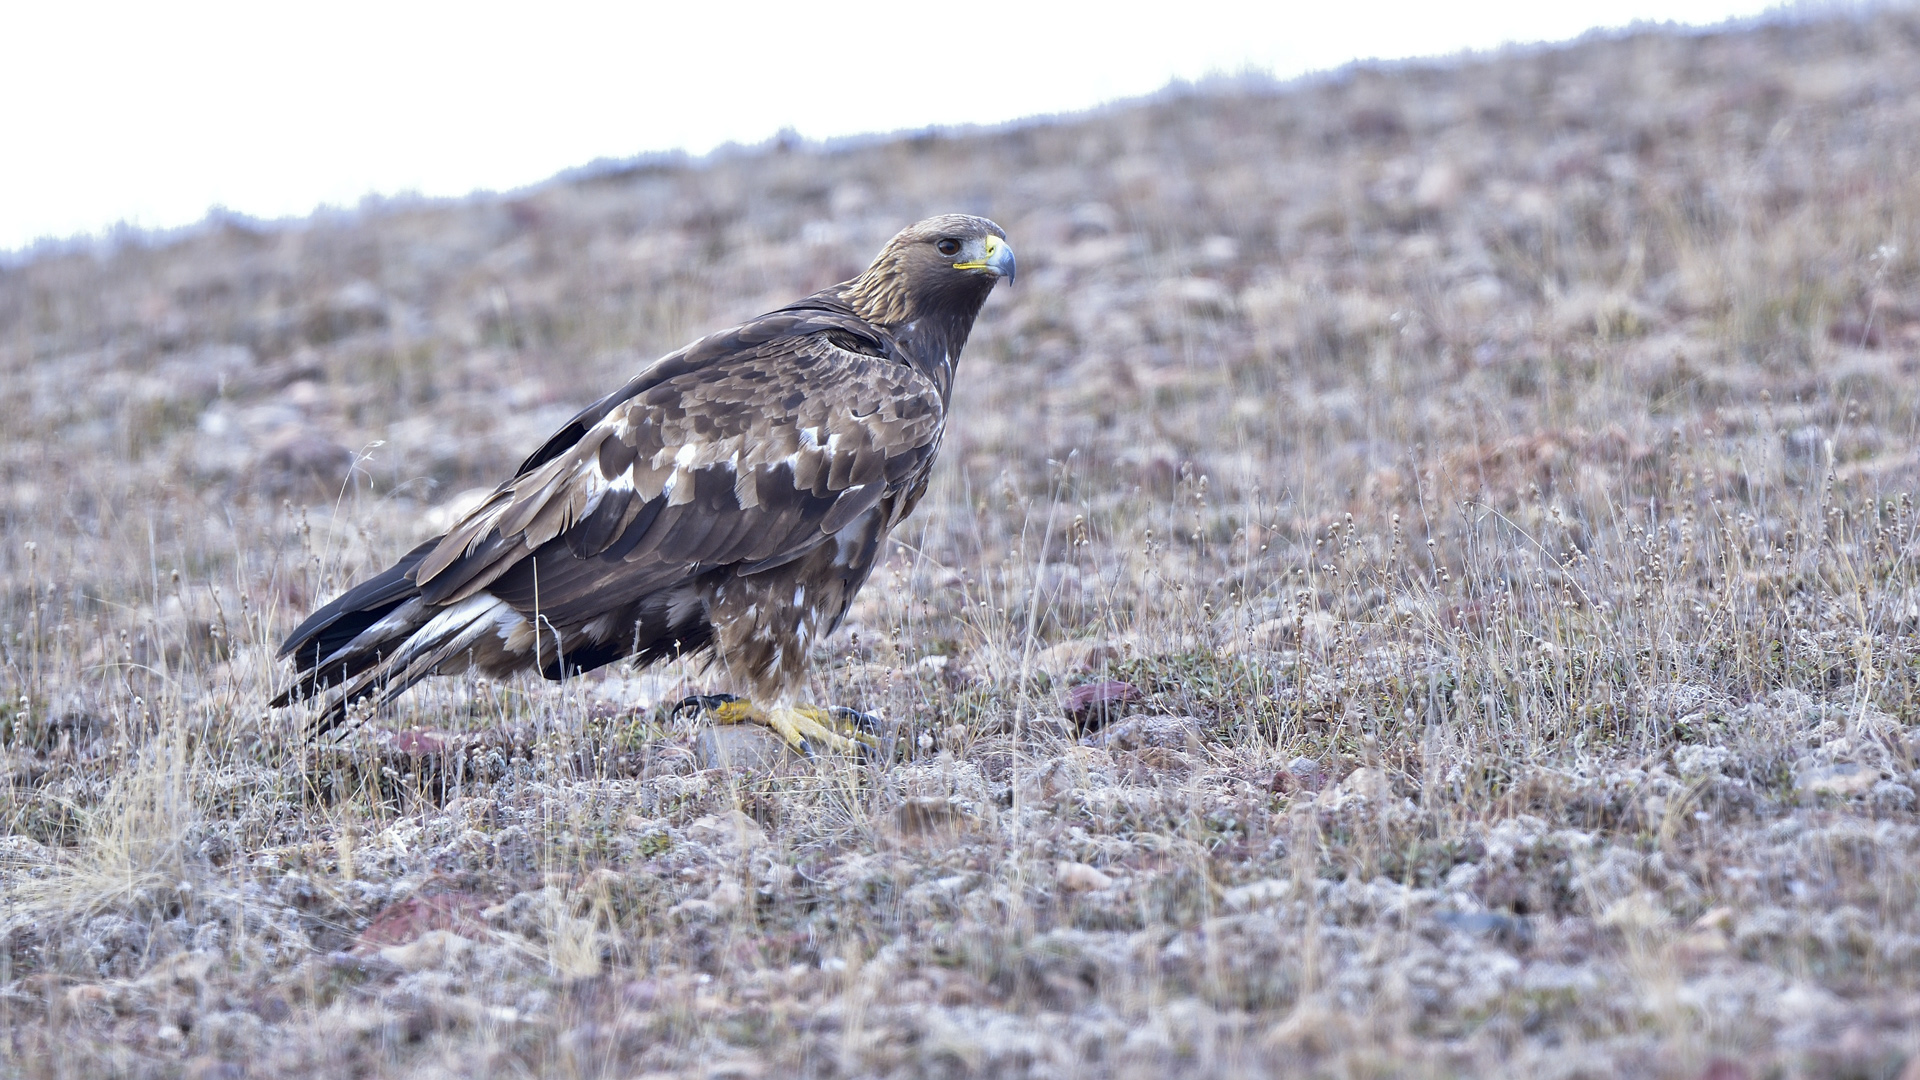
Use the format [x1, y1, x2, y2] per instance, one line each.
[6, 10, 1920, 1078]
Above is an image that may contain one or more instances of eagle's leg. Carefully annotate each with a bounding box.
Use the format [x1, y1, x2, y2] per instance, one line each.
[677, 695, 878, 757]
[686, 544, 894, 756]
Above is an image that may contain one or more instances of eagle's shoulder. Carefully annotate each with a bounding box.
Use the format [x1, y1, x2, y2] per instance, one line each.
[512, 300, 899, 477]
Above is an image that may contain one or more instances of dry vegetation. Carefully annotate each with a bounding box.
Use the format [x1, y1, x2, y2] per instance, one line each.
[8, 11, 1920, 1078]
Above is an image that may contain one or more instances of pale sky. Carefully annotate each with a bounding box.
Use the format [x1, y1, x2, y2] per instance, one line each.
[2, 0, 1795, 254]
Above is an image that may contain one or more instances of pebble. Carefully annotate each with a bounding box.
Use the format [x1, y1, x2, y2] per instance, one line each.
[1055, 861, 1115, 892]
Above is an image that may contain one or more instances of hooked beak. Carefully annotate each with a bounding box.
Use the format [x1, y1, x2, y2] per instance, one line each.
[953, 234, 1016, 285]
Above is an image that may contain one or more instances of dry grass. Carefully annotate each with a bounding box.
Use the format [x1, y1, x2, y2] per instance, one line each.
[8, 10, 1920, 1077]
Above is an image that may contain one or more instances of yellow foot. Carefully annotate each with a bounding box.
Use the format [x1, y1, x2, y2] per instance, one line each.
[678, 695, 881, 757]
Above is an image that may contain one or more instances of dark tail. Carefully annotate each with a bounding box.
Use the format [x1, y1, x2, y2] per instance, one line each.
[274, 539, 719, 738]
[274, 538, 501, 738]
[276, 540, 435, 699]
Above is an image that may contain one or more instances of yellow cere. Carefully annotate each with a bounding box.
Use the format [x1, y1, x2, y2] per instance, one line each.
[951, 234, 1001, 271]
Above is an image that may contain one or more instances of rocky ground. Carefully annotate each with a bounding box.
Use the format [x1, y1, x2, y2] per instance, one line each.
[7, 9, 1920, 1078]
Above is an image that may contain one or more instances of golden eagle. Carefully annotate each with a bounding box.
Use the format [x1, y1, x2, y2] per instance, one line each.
[274, 215, 1014, 751]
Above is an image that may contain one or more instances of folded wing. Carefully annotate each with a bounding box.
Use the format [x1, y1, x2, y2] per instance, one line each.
[276, 306, 946, 731]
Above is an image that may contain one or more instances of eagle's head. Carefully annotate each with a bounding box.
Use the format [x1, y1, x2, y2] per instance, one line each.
[842, 214, 1015, 330]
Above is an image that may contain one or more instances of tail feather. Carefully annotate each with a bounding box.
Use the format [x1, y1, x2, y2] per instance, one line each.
[275, 538, 508, 734]
[274, 537, 722, 738]
[279, 539, 438, 670]
[296, 594, 515, 739]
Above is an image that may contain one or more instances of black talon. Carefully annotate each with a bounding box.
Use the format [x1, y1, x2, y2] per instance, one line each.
[826, 706, 888, 762]
[827, 706, 885, 734]
[673, 693, 741, 720]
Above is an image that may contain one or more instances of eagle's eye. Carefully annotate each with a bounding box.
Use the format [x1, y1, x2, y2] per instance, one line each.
[936, 238, 962, 257]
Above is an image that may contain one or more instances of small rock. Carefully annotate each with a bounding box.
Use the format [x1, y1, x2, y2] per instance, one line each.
[1599, 892, 1670, 932]
[1066, 680, 1142, 730]
[1693, 906, 1736, 933]
[64, 984, 115, 1012]
[321, 951, 405, 982]
[1413, 161, 1463, 211]
[378, 929, 474, 972]
[0, 835, 51, 866]
[1055, 862, 1115, 892]
[1675, 928, 1730, 962]
[1785, 424, 1826, 457]
[1263, 997, 1353, 1055]
[760, 864, 796, 893]
[707, 1058, 768, 1080]
[1336, 764, 1397, 799]
[1198, 235, 1239, 264]
[893, 796, 976, 838]
[355, 892, 489, 950]
[686, 810, 766, 851]
[707, 881, 747, 912]
[1037, 747, 1114, 799]
[1119, 745, 1194, 777]
[304, 279, 388, 342]
[1673, 744, 1734, 776]
[1080, 714, 1201, 751]
[255, 428, 353, 500]
[1871, 780, 1916, 809]
[1068, 202, 1119, 238]
[1035, 639, 1117, 676]
[667, 898, 720, 922]
[1435, 911, 1534, 947]
[622, 979, 662, 1009]
[1224, 618, 1295, 656]
[1169, 277, 1235, 317]
[136, 951, 214, 992]
[250, 992, 291, 1023]
[384, 729, 453, 756]
[1270, 756, 1327, 794]
[582, 868, 627, 897]
[1023, 714, 1075, 740]
[1797, 762, 1878, 798]
[184, 1055, 244, 1080]
[1222, 878, 1293, 911]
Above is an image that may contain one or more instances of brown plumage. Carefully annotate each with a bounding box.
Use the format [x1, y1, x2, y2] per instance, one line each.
[274, 215, 1014, 739]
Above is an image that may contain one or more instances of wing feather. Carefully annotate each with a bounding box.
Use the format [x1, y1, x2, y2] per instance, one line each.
[652, 506, 726, 565]
[597, 432, 637, 478]
[569, 486, 634, 556]
[819, 483, 883, 537]
[606, 495, 669, 562]
[409, 320, 944, 627]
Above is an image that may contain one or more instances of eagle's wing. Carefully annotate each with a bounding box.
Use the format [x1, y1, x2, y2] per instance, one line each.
[410, 313, 945, 629]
